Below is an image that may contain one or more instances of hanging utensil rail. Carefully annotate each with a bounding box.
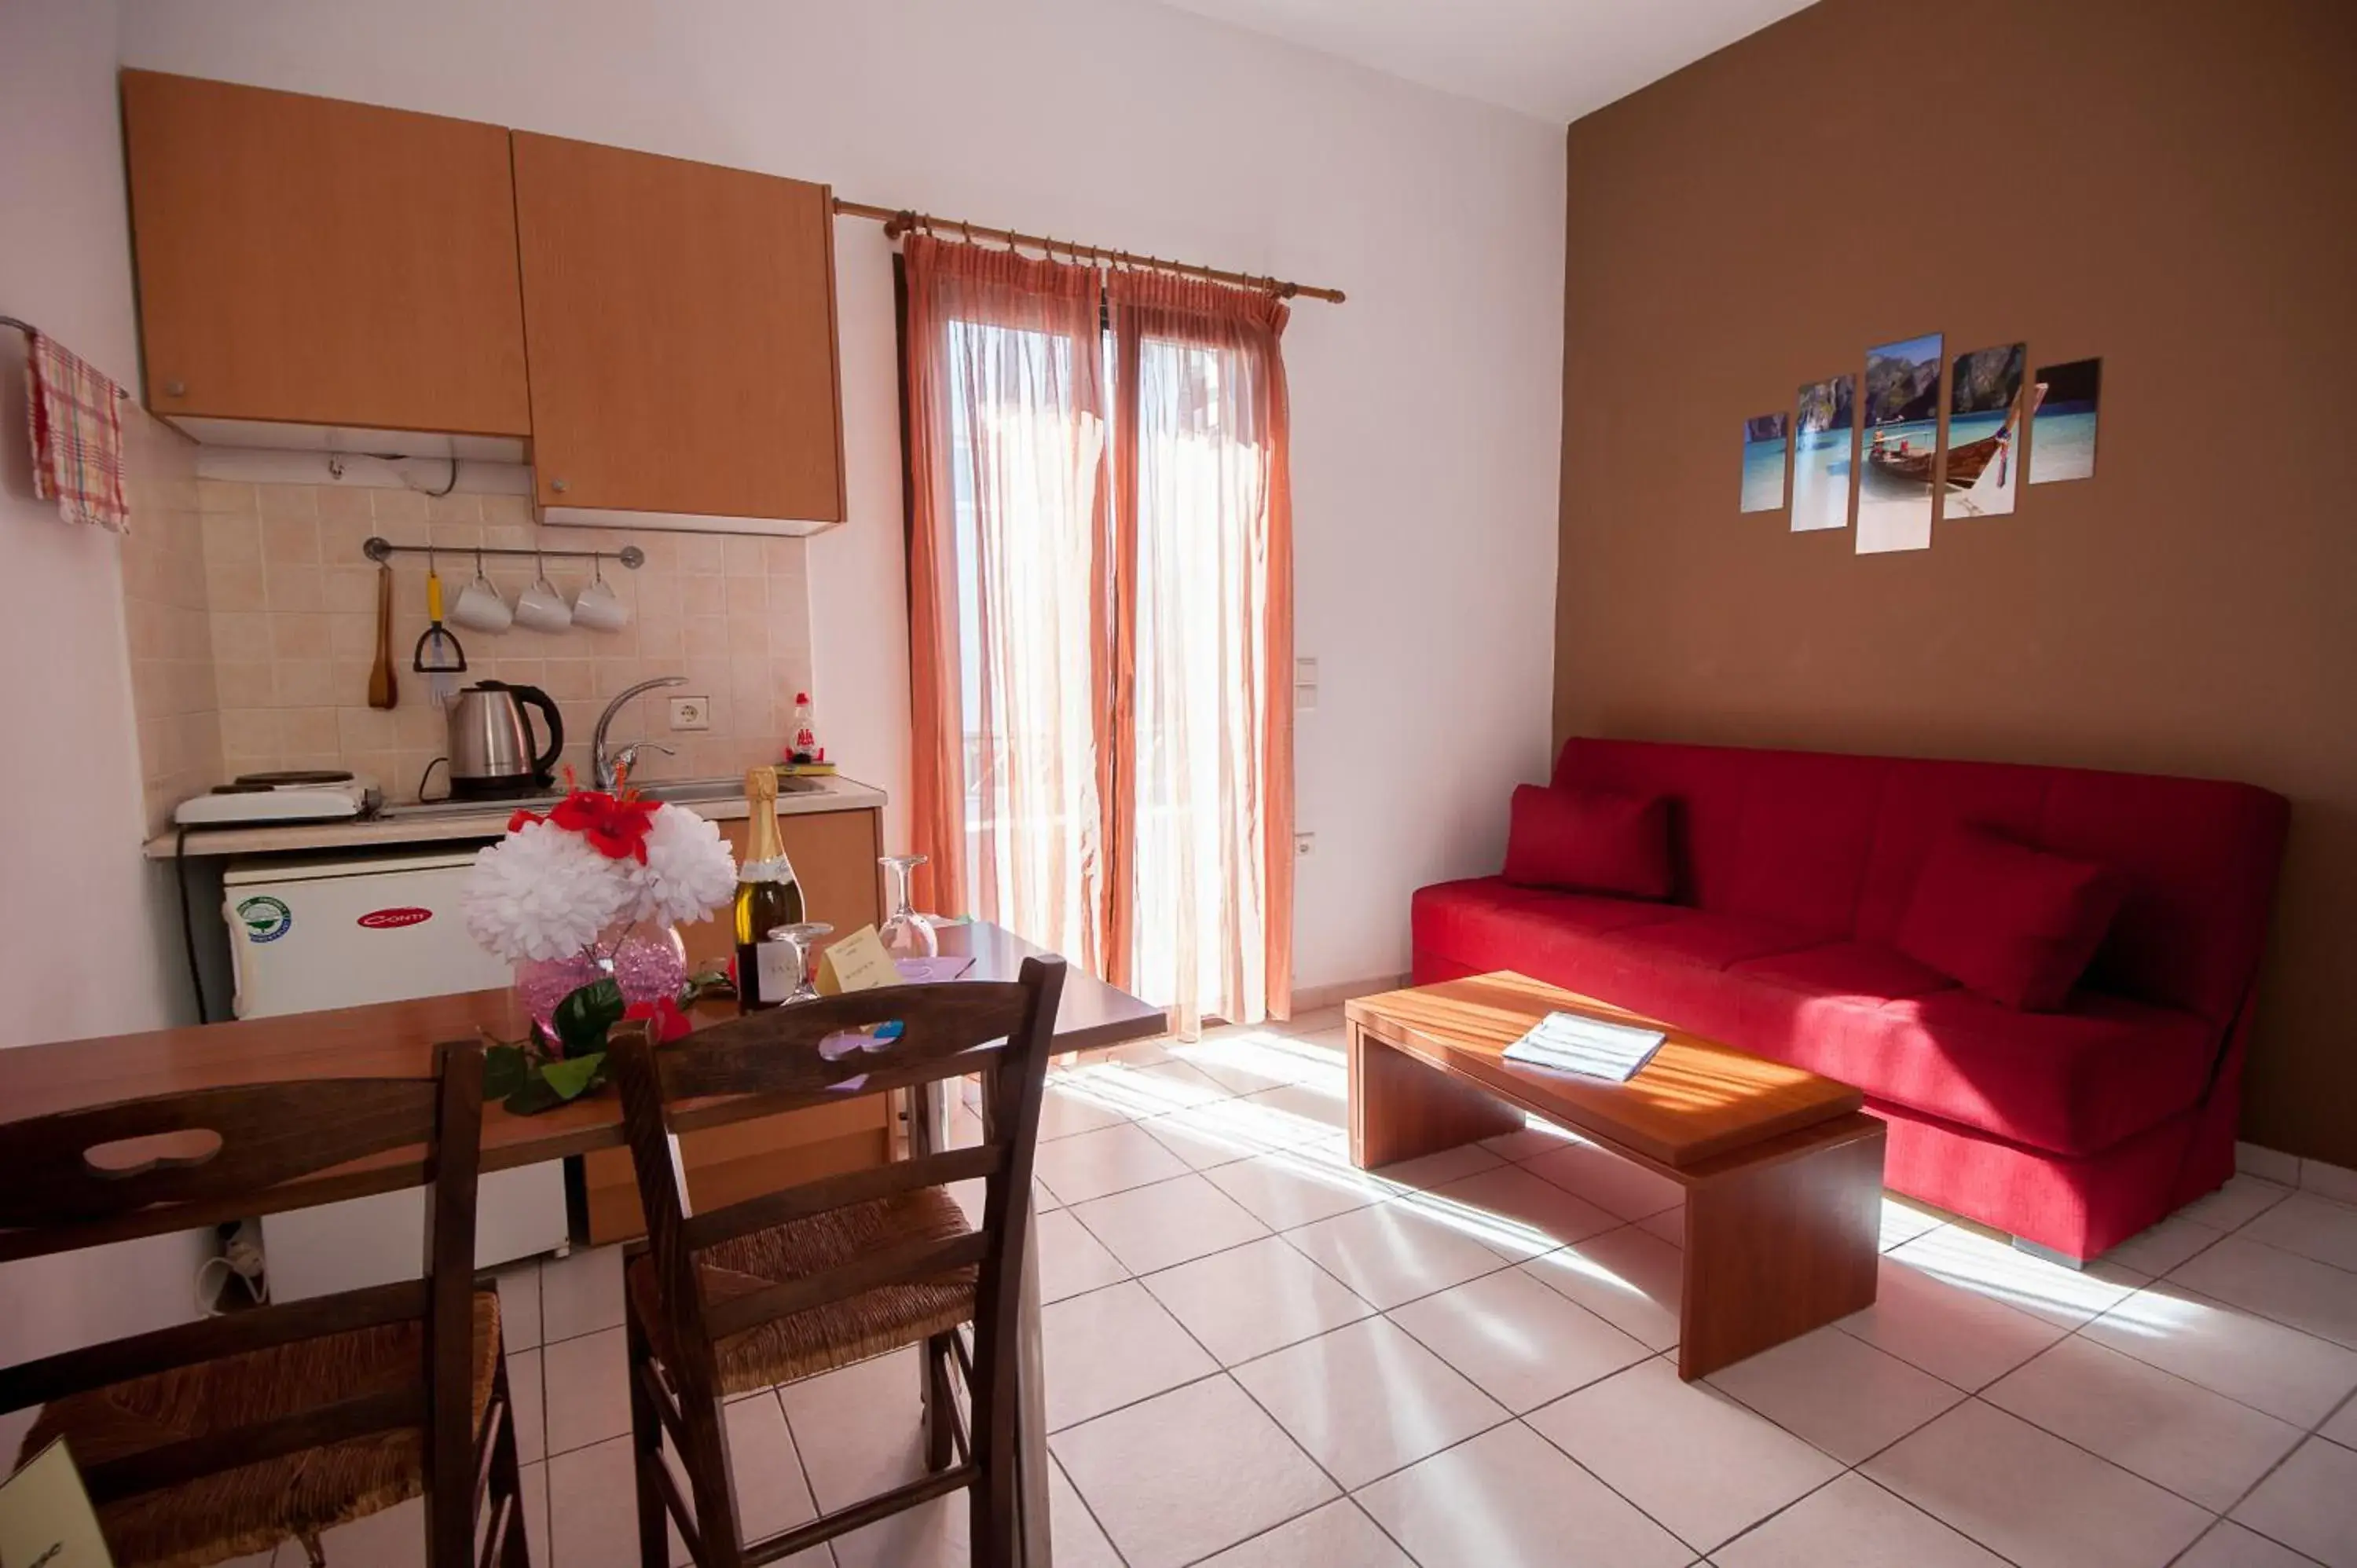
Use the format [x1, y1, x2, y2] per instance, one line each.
[362, 537, 644, 569]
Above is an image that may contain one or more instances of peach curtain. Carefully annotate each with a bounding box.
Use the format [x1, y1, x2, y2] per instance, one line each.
[901, 234, 1112, 972]
[1108, 271, 1293, 1031]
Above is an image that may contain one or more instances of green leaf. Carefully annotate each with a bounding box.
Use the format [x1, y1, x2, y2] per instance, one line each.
[501, 1074, 564, 1117]
[552, 978, 625, 1057]
[482, 1043, 530, 1101]
[540, 1051, 607, 1101]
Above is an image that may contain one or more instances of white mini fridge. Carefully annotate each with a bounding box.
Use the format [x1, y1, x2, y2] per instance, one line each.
[225, 849, 571, 1301]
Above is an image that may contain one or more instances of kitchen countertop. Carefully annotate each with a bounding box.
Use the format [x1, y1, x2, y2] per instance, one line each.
[144, 775, 888, 859]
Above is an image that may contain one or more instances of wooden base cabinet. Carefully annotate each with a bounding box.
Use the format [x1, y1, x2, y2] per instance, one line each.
[581, 805, 885, 1244]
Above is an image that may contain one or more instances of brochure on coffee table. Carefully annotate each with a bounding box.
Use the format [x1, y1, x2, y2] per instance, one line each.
[1502, 1010, 1667, 1083]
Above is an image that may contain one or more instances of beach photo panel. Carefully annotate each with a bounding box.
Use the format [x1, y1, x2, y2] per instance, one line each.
[1791, 374, 1854, 532]
[1945, 343, 2028, 518]
[1858, 332, 1943, 554]
[1740, 412, 1790, 513]
[2028, 357, 2101, 483]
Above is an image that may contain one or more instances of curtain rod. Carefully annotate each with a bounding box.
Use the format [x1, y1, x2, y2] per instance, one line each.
[831, 198, 1345, 304]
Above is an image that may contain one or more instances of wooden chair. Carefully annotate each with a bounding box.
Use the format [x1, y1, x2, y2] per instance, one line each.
[0, 1043, 530, 1568]
[608, 956, 1065, 1568]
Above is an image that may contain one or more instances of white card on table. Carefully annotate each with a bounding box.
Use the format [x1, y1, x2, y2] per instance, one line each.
[1501, 1010, 1667, 1083]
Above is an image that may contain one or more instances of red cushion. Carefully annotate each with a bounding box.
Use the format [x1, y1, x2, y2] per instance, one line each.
[1894, 826, 2126, 1010]
[1732, 940, 1958, 1002]
[1602, 910, 1817, 971]
[1501, 785, 1673, 899]
[1411, 878, 1677, 976]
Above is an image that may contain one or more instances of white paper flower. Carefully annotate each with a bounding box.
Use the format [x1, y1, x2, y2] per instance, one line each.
[463, 818, 633, 962]
[624, 804, 739, 927]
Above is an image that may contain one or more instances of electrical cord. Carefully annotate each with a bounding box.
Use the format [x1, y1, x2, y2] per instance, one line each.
[174, 824, 211, 1024]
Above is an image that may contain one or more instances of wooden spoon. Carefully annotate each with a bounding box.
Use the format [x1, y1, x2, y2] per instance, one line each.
[367, 562, 398, 709]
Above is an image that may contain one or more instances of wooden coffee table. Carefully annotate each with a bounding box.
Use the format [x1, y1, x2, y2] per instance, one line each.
[1346, 972, 1884, 1380]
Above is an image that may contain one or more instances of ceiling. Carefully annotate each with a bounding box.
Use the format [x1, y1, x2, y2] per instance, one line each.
[1155, 0, 1816, 123]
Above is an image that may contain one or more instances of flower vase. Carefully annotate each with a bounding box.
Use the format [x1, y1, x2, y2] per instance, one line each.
[513, 922, 687, 1035]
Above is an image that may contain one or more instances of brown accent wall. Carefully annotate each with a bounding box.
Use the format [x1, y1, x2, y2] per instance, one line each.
[1556, 0, 2357, 1164]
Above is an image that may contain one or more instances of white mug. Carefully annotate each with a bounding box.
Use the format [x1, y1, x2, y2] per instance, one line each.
[573, 574, 630, 632]
[449, 566, 513, 634]
[514, 562, 574, 633]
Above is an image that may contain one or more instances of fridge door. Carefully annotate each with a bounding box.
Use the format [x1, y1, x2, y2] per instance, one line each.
[225, 850, 570, 1296]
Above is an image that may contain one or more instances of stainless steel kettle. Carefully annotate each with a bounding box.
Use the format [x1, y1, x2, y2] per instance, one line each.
[445, 681, 565, 799]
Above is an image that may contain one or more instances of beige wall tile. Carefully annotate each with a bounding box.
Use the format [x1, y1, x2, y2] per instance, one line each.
[317, 485, 374, 522]
[281, 707, 339, 755]
[271, 614, 333, 661]
[721, 537, 765, 576]
[219, 707, 281, 761]
[204, 558, 267, 614]
[261, 514, 321, 563]
[274, 658, 341, 708]
[677, 574, 725, 616]
[256, 484, 317, 518]
[323, 566, 379, 614]
[264, 562, 324, 613]
[370, 488, 428, 526]
[213, 661, 275, 708]
[201, 509, 261, 563]
[197, 479, 256, 515]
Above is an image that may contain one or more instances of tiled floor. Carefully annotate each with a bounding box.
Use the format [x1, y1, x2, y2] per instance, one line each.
[229, 1011, 2357, 1566]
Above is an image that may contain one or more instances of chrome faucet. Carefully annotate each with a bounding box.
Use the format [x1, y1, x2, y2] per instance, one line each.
[592, 675, 687, 790]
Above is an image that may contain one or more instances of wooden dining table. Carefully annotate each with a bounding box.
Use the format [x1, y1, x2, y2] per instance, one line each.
[0, 918, 1164, 1567]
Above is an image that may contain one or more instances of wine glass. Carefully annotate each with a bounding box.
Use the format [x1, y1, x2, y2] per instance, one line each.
[877, 853, 939, 961]
[768, 921, 834, 1004]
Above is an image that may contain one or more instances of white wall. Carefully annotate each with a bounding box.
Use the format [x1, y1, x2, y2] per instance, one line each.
[0, 0, 213, 1419]
[117, 0, 1569, 991]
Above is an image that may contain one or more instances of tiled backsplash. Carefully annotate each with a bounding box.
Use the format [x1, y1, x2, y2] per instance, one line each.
[170, 478, 812, 804]
[119, 412, 221, 833]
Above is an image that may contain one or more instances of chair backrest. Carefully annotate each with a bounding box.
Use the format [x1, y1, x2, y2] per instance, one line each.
[607, 958, 1065, 1409]
[0, 1044, 486, 1564]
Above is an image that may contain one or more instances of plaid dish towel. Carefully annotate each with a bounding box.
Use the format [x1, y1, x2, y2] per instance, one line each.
[23, 328, 130, 533]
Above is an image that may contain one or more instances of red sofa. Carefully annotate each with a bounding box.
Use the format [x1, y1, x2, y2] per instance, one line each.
[1412, 738, 2289, 1260]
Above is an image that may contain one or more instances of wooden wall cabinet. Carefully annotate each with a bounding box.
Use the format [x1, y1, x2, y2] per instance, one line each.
[510, 131, 848, 530]
[119, 71, 532, 436]
[581, 806, 885, 1244]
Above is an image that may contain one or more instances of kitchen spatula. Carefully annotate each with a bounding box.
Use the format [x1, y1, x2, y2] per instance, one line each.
[412, 556, 467, 707]
[367, 562, 398, 709]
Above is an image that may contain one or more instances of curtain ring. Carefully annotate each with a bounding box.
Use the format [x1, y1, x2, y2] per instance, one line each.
[959, 218, 973, 244]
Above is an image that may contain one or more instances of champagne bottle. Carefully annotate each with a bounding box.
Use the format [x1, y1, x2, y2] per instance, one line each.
[733, 768, 806, 1011]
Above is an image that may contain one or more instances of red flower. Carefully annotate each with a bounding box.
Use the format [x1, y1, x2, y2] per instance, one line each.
[507, 806, 547, 833]
[550, 789, 658, 863]
[623, 995, 693, 1043]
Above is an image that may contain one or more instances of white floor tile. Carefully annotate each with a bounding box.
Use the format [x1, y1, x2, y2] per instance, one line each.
[1480, 1119, 1588, 1163]
[2240, 1194, 2357, 1275]
[1706, 1324, 1963, 1464]
[828, 1493, 959, 1568]
[2179, 1519, 2328, 1568]
[542, 1324, 632, 1456]
[2306, 1162, 2357, 1210]
[1522, 1140, 1687, 1220]
[1196, 1498, 1413, 1566]
[1984, 1334, 2304, 1511]
[1139, 1096, 1329, 1170]
[1142, 1236, 1373, 1365]
[1714, 1472, 2005, 1568]
[545, 1434, 646, 1568]
[1036, 1082, 1138, 1142]
[1281, 1196, 1512, 1310]
[2231, 1437, 2357, 1567]
[1527, 1357, 1843, 1553]
[2105, 1214, 2231, 1276]
[2323, 1392, 2357, 1446]
[1050, 1056, 1234, 1118]
[2179, 1174, 2295, 1231]
[1066, 1171, 1268, 1275]
[1039, 1278, 1219, 1431]
[1171, 1027, 1347, 1097]
[1047, 1453, 1124, 1568]
[776, 1346, 923, 1511]
[672, 1390, 824, 1566]
[509, 1344, 546, 1464]
[1523, 1224, 1684, 1351]
[2084, 1280, 2357, 1428]
[1202, 1145, 1394, 1231]
[1889, 1223, 2146, 1328]
[302, 1494, 425, 1568]
[1836, 1255, 2069, 1390]
[1637, 1204, 1686, 1246]
[1050, 1375, 1339, 1568]
[2241, 1143, 2308, 1186]
[1355, 1419, 1690, 1568]
[494, 1262, 543, 1350]
[539, 1244, 626, 1343]
[1406, 1163, 1621, 1259]
[1879, 1196, 1954, 1252]
[2172, 1235, 2357, 1349]
[1236, 1080, 1352, 1138]
[1033, 1207, 1131, 1304]
[1388, 1266, 1651, 1412]
[1032, 1121, 1193, 1206]
[518, 1458, 549, 1568]
[1275, 1005, 1347, 1035]
[1232, 1316, 1507, 1487]
[1365, 1141, 1505, 1191]
[1864, 1399, 2212, 1568]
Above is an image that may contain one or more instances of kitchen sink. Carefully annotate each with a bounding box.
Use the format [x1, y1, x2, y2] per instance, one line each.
[372, 773, 819, 821]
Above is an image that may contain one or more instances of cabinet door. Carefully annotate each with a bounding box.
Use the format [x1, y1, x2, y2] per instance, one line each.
[119, 71, 531, 435]
[676, 808, 885, 976]
[511, 132, 846, 525]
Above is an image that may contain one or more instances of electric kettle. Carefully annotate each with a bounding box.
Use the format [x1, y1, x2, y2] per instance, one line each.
[445, 681, 565, 799]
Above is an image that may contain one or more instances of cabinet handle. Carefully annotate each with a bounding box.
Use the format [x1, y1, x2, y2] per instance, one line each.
[550, 478, 569, 494]
[165, 379, 186, 397]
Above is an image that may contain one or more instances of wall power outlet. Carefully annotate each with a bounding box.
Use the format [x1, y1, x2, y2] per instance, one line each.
[669, 695, 711, 731]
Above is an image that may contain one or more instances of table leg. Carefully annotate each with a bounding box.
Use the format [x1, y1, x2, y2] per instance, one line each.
[1348, 1021, 1522, 1170]
[1677, 1117, 1884, 1380]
